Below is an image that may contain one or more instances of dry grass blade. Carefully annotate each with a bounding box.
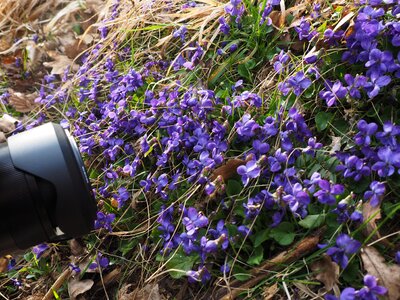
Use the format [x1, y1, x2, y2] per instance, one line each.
[43, 268, 73, 300]
[44, 1, 83, 34]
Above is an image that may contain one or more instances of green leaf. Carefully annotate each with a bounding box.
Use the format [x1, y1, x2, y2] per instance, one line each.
[331, 117, 348, 135]
[298, 214, 325, 229]
[270, 222, 295, 246]
[238, 64, 251, 81]
[352, 177, 370, 194]
[119, 239, 139, 256]
[253, 228, 270, 247]
[233, 265, 251, 281]
[247, 246, 264, 265]
[245, 59, 256, 70]
[226, 180, 242, 196]
[166, 252, 198, 279]
[315, 111, 333, 131]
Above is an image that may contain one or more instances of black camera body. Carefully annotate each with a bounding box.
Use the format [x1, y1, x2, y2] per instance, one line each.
[0, 123, 96, 255]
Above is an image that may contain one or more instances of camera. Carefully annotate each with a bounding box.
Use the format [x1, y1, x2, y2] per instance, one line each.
[0, 123, 96, 256]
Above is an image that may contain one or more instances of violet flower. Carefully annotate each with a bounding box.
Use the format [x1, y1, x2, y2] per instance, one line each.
[186, 265, 211, 284]
[314, 180, 344, 205]
[182, 207, 209, 236]
[326, 233, 361, 268]
[363, 181, 385, 207]
[32, 243, 49, 259]
[371, 147, 400, 177]
[237, 160, 261, 186]
[319, 80, 347, 107]
[94, 212, 115, 232]
[354, 120, 378, 147]
[218, 17, 230, 35]
[357, 274, 387, 299]
[395, 251, 400, 264]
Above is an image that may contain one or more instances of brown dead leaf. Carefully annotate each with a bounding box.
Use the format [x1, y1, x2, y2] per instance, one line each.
[0, 257, 8, 273]
[0, 114, 17, 133]
[361, 246, 400, 300]
[361, 201, 393, 249]
[69, 239, 86, 257]
[8, 88, 38, 113]
[118, 283, 136, 300]
[26, 295, 45, 300]
[68, 277, 94, 300]
[270, 11, 285, 29]
[210, 159, 245, 182]
[0, 37, 11, 52]
[135, 283, 162, 300]
[310, 254, 339, 291]
[43, 52, 79, 75]
[262, 282, 279, 300]
[118, 283, 162, 300]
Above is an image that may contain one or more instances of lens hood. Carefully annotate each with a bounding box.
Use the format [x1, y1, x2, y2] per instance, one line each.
[0, 123, 96, 254]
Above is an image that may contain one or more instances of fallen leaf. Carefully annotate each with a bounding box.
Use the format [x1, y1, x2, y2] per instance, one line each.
[269, 11, 285, 29]
[134, 283, 162, 300]
[0, 257, 8, 273]
[361, 246, 400, 300]
[69, 239, 86, 257]
[7, 88, 38, 113]
[310, 254, 339, 291]
[25, 40, 45, 70]
[361, 201, 392, 248]
[210, 159, 245, 181]
[0, 114, 17, 133]
[68, 278, 94, 300]
[0, 37, 11, 52]
[329, 136, 342, 154]
[262, 282, 279, 300]
[43, 52, 78, 74]
[118, 283, 162, 300]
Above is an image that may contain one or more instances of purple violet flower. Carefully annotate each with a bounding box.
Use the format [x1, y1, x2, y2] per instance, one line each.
[282, 183, 310, 217]
[279, 71, 312, 96]
[94, 212, 115, 232]
[357, 274, 387, 299]
[326, 233, 361, 268]
[218, 17, 230, 35]
[395, 251, 400, 264]
[186, 265, 211, 284]
[237, 160, 261, 186]
[32, 243, 49, 259]
[182, 207, 209, 236]
[173, 26, 187, 42]
[295, 18, 317, 41]
[314, 180, 344, 205]
[319, 80, 347, 107]
[363, 181, 385, 207]
[371, 147, 400, 177]
[354, 120, 378, 147]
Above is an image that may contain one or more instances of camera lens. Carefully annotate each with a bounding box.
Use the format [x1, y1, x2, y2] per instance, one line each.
[0, 123, 96, 255]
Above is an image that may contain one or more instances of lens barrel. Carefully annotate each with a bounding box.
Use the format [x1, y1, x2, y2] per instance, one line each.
[0, 123, 96, 256]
